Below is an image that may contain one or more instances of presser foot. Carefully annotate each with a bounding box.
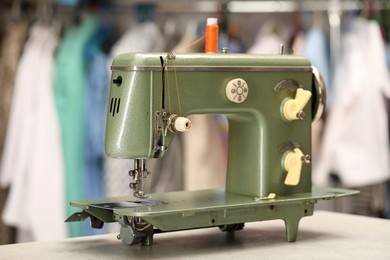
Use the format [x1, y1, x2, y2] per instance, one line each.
[128, 159, 150, 199]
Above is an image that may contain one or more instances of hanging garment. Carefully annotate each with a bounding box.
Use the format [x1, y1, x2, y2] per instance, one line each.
[170, 20, 227, 191]
[387, 43, 390, 219]
[247, 33, 283, 54]
[84, 52, 108, 202]
[183, 115, 227, 191]
[292, 28, 330, 154]
[172, 19, 202, 53]
[314, 17, 390, 188]
[0, 23, 66, 242]
[302, 28, 331, 105]
[109, 22, 165, 61]
[291, 32, 305, 56]
[247, 19, 289, 55]
[105, 22, 167, 198]
[104, 22, 167, 234]
[54, 15, 100, 237]
[0, 19, 29, 168]
[83, 44, 109, 236]
[218, 20, 246, 54]
[146, 135, 184, 193]
[0, 19, 29, 245]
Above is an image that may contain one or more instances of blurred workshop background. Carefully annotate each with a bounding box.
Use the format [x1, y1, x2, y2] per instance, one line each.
[0, 0, 389, 244]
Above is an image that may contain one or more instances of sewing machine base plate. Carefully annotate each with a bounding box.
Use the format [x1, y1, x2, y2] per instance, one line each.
[69, 187, 358, 245]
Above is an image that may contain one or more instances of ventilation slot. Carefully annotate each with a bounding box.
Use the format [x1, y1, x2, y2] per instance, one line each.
[109, 97, 121, 117]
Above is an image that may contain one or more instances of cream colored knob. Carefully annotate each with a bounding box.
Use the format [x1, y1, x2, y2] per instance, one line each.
[172, 116, 191, 132]
[283, 148, 305, 186]
[226, 78, 248, 103]
[283, 88, 312, 121]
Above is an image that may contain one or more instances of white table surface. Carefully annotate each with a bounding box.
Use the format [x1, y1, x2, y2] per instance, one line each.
[0, 211, 389, 259]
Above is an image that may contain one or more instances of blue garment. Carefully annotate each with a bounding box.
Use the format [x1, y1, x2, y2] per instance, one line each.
[219, 33, 246, 53]
[303, 29, 331, 107]
[83, 50, 109, 235]
[82, 22, 111, 235]
[386, 43, 390, 69]
[59, 0, 80, 5]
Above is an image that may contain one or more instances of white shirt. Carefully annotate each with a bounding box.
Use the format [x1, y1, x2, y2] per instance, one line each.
[0, 23, 66, 241]
[314, 18, 390, 187]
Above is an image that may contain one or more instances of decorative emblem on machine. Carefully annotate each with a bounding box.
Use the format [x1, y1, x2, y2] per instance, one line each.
[226, 78, 248, 103]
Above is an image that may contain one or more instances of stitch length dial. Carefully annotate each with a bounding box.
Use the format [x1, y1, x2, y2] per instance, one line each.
[226, 78, 248, 103]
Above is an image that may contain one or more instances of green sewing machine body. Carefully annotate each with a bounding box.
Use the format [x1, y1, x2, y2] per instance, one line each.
[68, 53, 358, 245]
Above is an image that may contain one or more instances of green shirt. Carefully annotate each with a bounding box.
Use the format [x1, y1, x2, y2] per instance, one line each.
[55, 15, 99, 237]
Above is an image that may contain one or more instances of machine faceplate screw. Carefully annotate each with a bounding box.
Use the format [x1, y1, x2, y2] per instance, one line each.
[301, 155, 311, 164]
[296, 111, 305, 120]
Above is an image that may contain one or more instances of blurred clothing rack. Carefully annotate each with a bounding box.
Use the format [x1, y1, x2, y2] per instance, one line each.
[1, 0, 389, 15]
[67, 0, 390, 14]
[85, 0, 383, 12]
[228, 0, 388, 13]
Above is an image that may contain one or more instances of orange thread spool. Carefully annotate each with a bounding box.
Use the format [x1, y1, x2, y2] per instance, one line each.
[205, 18, 218, 53]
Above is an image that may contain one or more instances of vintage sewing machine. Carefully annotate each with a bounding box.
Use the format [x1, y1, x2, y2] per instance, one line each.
[67, 52, 358, 245]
